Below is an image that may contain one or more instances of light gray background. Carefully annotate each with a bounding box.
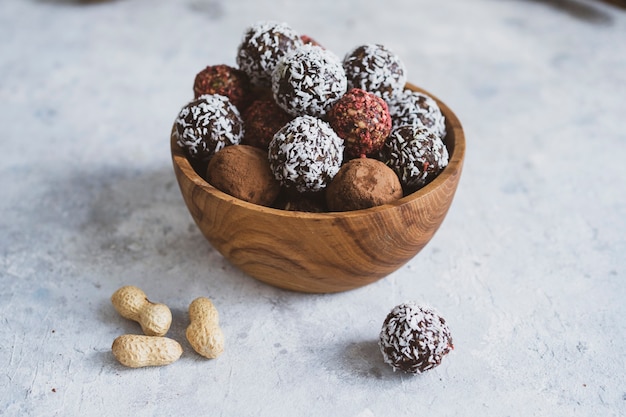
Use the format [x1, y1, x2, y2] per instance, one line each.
[1, 0, 625, 415]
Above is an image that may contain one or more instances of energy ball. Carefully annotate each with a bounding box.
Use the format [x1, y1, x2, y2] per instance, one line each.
[242, 99, 293, 151]
[326, 158, 402, 211]
[272, 44, 347, 118]
[207, 145, 280, 206]
[193, 64, 252, 111]
[327, 88, 392, 158]
[173, 94, 244, 162]
[236, 21, 303, 88]
[379, 302, 453, 374]
[300, 34, 323, 48]
[272, 190, 327, 213]
[268, 115, 344, 193]
[380, 125, 449, 192]
[387, 89, 447, 139]
[343, 44, 406, 99]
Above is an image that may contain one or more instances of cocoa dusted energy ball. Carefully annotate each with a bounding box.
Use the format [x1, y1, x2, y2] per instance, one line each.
[387, 89, 447, 139]
[380, 125, 449, 192]
[268, 115, 344, 193]
[242, 99, 293, 151]
[272, 44, 347, 118]
[207, 145, 280, 207]
[193, 64, 252, 111]
[236, 21, 303, 88]
[326, 158, 402, 211]
[173, 94, 244, 162]
[379, 302, 453, 374]
[327, 88, 391, 158]
[343, 44, 407, 99]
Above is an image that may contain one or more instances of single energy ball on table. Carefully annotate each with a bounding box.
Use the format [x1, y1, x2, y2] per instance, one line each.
[268, 115, 344, 193]
[387, 89, 447, 139]
[327, 88, 391, 158]
[343, 44, 406, 99]
[272, 44, 347, 118]
[326, 158, 402, 212]
[206, 145, 280, 207]
[379, 125, 449, 193]
[242, 98, 293, 151]
[379, 302, 453, 374]
[193, 64, 252, 111]
[173, 94, 244, 162]
[236, 21, 304, 88]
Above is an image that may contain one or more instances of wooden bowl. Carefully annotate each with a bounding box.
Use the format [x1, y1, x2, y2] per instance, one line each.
[171, 83, 465, 293]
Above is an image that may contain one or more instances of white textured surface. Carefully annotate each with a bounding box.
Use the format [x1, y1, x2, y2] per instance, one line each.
[1, 0, 625, 415]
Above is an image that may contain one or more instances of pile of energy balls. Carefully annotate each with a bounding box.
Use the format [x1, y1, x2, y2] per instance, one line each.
[173, 21, 451, 213]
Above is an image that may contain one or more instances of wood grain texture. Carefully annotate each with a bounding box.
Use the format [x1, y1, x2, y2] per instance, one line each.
[171, 84, 466, 293]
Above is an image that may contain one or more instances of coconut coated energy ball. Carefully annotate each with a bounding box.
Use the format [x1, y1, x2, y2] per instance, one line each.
[379, 125, 449, 192]
[268, 115, 344, 193]
[343, 44, 407, 99]
[387, 89, 447, 139]
[379, 302, 453, 374]
[272, 44, 347, 118]
[236, 21, 304, 88]
[173, 94, 244, 162]
[327, 88, 391, 158]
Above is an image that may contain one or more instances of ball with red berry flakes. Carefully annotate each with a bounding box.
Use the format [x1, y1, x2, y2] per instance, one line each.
[193, 64, 252, 111]
[300, 34, 323, 48]
[327, 88, 391, 158]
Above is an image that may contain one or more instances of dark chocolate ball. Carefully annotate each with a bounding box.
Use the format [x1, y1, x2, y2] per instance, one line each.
[272, 190, 327, 213]
[173, 94, 244, 161]
[379, 302, 453, 374]
[343, 44, 406, 99]
[236, 21, 303, 88]
[193, 64, 252, 111]
[379, 125, 449, 192]
[327, 88, 391, 158]
[268, 115, 344, 193]
[242, 99, 293, 151]
[387, 89, 447, 139]
[272, 44, 347, 118]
